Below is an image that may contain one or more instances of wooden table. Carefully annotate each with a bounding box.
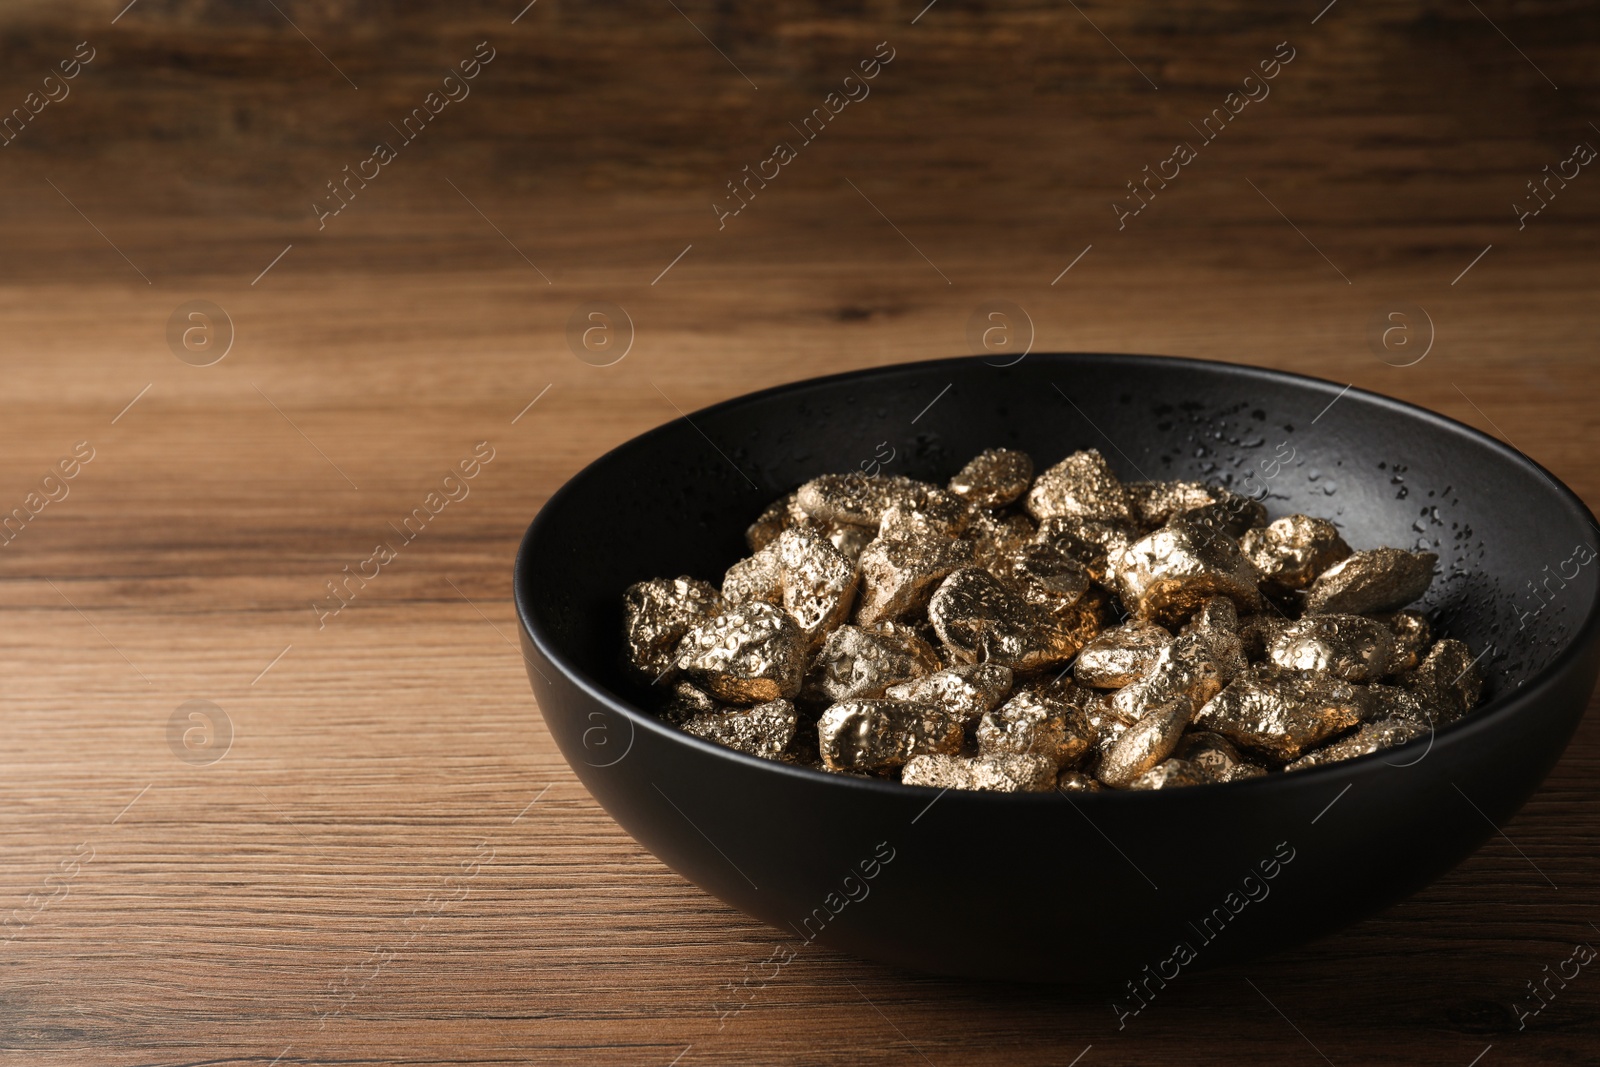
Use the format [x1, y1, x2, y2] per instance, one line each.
[2, 1, 1597, 1063]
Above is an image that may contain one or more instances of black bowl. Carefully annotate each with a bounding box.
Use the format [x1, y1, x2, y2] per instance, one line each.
[513, 353, 1600, 985]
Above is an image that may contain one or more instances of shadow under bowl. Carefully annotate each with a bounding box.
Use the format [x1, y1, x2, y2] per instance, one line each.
[513, 353, 1600, 984]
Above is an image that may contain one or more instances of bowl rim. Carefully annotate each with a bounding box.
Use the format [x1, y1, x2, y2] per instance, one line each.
[513, 352, 1600, 802]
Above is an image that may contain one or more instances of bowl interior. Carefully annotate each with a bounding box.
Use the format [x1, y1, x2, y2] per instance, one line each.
[522, 354, 1598, 734]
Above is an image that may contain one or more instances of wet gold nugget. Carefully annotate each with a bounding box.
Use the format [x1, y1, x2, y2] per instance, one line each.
[1179, 596, 1248, 684]
[1240, 514, 1351, 589]
[1175, 729, 1248, 782]
[1361, 683, 1433, 727]
[721, 540, 783, 606]
[682, 699, 798, 760]
[965, 509, 1037, 570]
[885, 663, 1014, 726]
[1084, 713, 1130, 780]
[817, 698, 963, 772]
[660, 680, 724, 726]
[745, 491, 807, 552]
[977, 690, 1094, 768]
[1026, 449, 1136, 525]
[1303, 547, 1438, 615]
[1194, 667, 1366, 761]
[992, 541, 1092, 613]
[827, 522, 876, 564]
[1285, 717, 1428, 771]
[770, 526, 857, 648]
[1125, 480, 1228, 528]
[1267, 614, 1396, 682]
[798, 472, 968, 534]
[1125, 758, 1213, 791]
[674, 601, 806, 704]
[1098, 696, 1194, 787]
[1401, 637, 1483, 725]
[1238, 614, 1284, 663]
[1075, 621, 1173, 689]
[1177, 496, 1270, 540]
[1107, 515, 1263, 625]
[1056, 768, 1104, 792]
[1379, 610, 1433, 673]
[856, 529, 974, 625]
[902, 753, 1058, 792]
[1108, 632, 1225, 725]
[1032, 514, 1139, 584]
[621, 576, 724, 683]
[809, 622, 942, 702]
[928, 567, 1083, 671]
[723, 526, 858, 651]
[948, 447, 1034, 508]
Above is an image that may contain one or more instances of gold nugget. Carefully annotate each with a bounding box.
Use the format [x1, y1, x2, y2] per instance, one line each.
[1362, 683, 1433, 727]
[928, 567, 1084, 670]
[621, 577, 724, 683]
[884, 663, 1014, 726]
[675, 601, 807, 704]
[1075, 621, 1173, 689]
[1380, 610, 1433, 673]
[1032, 514, 1139, 584]
[856, 529, 974, 625]
[823, 523, 875, 564]
[721, 541, 783, 606]
[1107, 515, 1263, 625]
[745, 492, 806, 552]
[809, 622, 942, 702]
[1195, 666, 1366, 761]
[969, 754, 1059, 791]
[1098, 695, 1194, 787]
[1238, 614, 1283, 662]
[1175, 730, 1248, 782]
[902, 753, 1058, 792]
[965, 509, 1037, 570]
[948, 447, 1034, 508]
[1178, 496, 1269, 539]
[722, 526, 858, 651]
[1126, 758, 1212, 790]
[1401, 637, 1483, 725]
[1180, 596, 1248, 684]
[977, 690, 1094, 768]
[1268, 614, 1396, 682]
[660, 680, 723, 725]
[1084, 713, 1130, 779]
[993, 541, 1092, 613]
[1285, 717, 1428, 770]
[1026, 449, 1135, 525]
[817, 698, 963, 772]
[1056, 768, 1104, 792]
[1125, 480, 1227, 528]
[682, 699, 798, 760]
[772, 526, 857, 648]
[1109, 632, 1225, 724]
[798, 472, 969, 534]
[1303, 547, 1438, 615]
[1241, 514, 1351, 589]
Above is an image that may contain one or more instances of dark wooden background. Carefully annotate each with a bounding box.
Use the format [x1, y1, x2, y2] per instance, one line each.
[1, 0, 1598, 1063]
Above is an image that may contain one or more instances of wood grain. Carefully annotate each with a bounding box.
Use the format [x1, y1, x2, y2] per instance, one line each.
[1, 0, 1598, 1063]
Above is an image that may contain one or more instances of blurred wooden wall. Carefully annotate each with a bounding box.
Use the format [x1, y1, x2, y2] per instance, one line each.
[0, 0, 1594, 284]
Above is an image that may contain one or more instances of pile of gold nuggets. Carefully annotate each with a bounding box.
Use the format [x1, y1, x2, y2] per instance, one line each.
[620, 447, 1483, 792]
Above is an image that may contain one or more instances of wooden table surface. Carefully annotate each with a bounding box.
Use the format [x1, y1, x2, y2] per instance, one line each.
[2, 0, 1598, 1063]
